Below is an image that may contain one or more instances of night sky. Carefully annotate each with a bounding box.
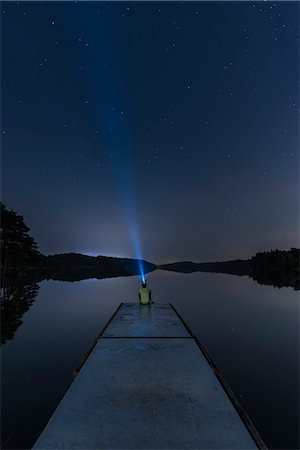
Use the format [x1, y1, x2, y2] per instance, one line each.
[2, 1, 299, 263]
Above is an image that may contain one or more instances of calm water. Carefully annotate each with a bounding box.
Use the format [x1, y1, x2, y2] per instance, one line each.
[1, 270, 299, 449]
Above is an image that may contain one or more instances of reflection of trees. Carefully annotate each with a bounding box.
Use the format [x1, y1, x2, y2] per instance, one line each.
[251, 248, 300, 291]
[251, 271, 299, 290]
[0, 283, 39, 345]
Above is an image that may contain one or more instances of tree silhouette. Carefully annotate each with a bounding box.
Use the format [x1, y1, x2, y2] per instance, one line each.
[1, 202, 41, 276]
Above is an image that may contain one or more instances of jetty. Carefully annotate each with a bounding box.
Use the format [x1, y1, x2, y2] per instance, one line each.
[33, 303, 266, 449]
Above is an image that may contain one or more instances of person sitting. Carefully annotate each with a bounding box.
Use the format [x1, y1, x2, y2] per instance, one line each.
[138, 282, 152, 305]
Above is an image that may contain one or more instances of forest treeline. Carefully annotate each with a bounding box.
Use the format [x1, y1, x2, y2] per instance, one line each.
[1, 201, 299, 289]
[45, 253, 156, 281]
[160, 249, 300, 290]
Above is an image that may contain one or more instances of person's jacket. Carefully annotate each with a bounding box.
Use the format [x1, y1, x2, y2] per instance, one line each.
[139, 287, 151, 305]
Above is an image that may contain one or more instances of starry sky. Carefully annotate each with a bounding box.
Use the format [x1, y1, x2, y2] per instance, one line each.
[2, 1, 299, 263]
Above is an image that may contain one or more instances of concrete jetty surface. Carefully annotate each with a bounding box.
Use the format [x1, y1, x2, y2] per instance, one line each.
[33, 303, 266, 449]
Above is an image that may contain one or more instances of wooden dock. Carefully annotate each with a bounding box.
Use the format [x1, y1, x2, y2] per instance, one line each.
[33, 303, 266, 449]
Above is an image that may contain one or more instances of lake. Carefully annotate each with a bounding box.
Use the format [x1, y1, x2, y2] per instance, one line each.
[1, 270, 299, 449]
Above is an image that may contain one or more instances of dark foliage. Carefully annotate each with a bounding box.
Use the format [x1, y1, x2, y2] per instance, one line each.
[0, 202, 43, 278]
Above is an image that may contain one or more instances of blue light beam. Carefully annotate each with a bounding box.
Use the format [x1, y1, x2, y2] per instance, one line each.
[73, 10, 146, 281]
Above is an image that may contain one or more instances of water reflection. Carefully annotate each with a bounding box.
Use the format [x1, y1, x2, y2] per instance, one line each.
[1, 261, 298, 347]
[1, 283, 39, 345]
[159, 265, 300, 290]
[251, 269, 299, 290]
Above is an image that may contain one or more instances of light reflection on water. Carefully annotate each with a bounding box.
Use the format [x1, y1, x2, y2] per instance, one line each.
[1, 270, 299, 449]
